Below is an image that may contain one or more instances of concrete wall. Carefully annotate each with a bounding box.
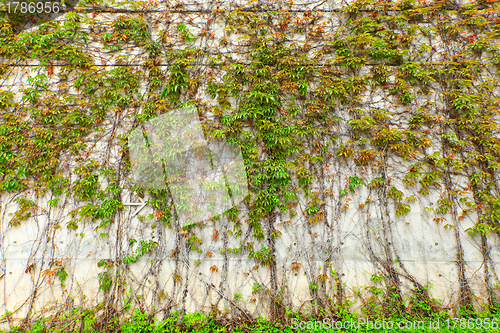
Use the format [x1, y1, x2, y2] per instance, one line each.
[1, 0, 500, 329]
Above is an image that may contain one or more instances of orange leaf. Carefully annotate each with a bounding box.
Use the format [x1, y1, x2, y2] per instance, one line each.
[42, 269, 55, 277]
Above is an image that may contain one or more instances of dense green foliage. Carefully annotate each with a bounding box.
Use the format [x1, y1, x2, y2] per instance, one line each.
[4, 308, 500, 332]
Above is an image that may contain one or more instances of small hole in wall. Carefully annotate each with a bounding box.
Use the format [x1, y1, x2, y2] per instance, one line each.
[435, 243, 438, 246]
[293, 243, 296, 246]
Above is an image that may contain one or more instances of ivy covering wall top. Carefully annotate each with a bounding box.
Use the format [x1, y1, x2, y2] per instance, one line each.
[1, 0, 500, 329]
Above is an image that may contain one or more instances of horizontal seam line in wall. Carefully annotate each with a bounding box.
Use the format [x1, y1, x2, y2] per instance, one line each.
[13, 5, 495, 13]
[2, 258, 492, 262]
[0, 62, 483, 67]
